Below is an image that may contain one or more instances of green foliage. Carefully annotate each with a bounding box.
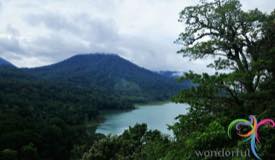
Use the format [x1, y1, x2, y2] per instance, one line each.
[175, 0, 273, 114]
[0, 67, 133, 160]
[20, 143, 39, 160]
[82, 124, 171, 160]
[172, 0, 275, 159]
[0, 149, 18, 160]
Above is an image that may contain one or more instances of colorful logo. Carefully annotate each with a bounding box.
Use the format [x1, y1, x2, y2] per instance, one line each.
[228, 115, 275, 160]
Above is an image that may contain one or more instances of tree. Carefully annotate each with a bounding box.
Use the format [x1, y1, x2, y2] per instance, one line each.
[82, 124, 172, 160]
[175, 0, 272, 115]
[172, 0, 275, 159]
[0, 149, 17, 160]
[20, 143, 39, 160]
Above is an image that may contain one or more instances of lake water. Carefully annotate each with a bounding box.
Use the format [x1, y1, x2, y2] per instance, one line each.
[96, 102, 189, 135]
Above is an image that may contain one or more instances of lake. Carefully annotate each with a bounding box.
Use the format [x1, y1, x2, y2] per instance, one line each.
[96, 102, 189, 135]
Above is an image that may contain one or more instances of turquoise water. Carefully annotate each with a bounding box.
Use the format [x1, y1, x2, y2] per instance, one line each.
[96, 102, 189, 135]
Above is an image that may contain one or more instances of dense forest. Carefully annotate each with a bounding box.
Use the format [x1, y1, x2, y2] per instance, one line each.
[0, 0, 274, 160]
[0, 66, 132, 160]
[0, 54, 184, 159]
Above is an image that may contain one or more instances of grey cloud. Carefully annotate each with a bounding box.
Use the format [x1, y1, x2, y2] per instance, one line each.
[25, 12, 119, 42]
[22, 11, 121, 62]
[6, 25, 20, 37]
[1, 0, 274, 72]
[240, 0, 275, 12]
[0, 36, 23, 53]
[0, 26, 25, 55]
[29, 34, 91, 61]
[26, 12, 78, 32]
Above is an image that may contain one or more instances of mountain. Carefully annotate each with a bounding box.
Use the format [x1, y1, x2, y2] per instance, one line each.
[0, 53, 185, 159]
[26, 54, 183, 102]
[0, 63, 133, 128]
[0, 57, 133, 160]
[0, 57, 15, 67]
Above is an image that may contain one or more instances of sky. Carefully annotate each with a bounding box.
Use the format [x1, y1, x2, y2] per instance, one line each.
[0, 0, 274, 73]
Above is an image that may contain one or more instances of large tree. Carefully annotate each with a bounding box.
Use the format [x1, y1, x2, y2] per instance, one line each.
[171, 0, 275, 159]
[174, 0, 274, 115]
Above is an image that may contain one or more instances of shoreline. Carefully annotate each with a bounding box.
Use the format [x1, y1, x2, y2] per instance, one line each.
[88, 100, 172, 135]
[134, 100, 170, 107]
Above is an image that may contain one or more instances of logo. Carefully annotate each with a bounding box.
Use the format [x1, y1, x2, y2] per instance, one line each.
[228, 115, 275, 160]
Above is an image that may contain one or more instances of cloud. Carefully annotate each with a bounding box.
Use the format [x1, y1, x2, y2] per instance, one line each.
[0, 0, 274, 72]
[26, 12, 78, 32]
[240, 0, 274, 12]
[23, 11, 122, 62]
[0, 26, 25, 56]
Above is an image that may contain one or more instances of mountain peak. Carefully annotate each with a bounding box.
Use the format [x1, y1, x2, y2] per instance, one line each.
[56, 53, 137, 69]
[67, 53, 123, 62]
[70, 53, 120, 59]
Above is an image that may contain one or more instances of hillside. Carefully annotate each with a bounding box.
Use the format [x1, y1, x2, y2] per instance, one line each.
[27, 54, 183, 102]
[0, 57, 15, 67]
[0, 60, 133, 159]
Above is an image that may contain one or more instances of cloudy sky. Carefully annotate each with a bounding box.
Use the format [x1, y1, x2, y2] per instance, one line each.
[0, 0, 274, 72]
